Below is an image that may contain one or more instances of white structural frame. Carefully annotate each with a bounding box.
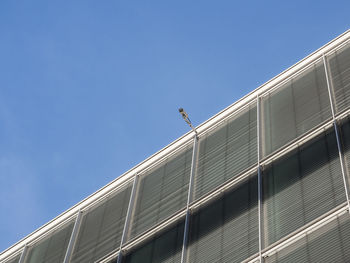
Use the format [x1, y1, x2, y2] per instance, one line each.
[1, 30, 350, 263]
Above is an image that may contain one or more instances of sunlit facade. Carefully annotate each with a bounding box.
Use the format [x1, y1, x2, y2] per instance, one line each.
[2, 30, 350, 263]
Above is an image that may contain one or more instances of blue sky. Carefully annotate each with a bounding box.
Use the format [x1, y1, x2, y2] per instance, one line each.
[1, 0, 349, 252]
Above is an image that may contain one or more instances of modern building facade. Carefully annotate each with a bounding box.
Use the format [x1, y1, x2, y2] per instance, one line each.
[2, 30, 350, 263]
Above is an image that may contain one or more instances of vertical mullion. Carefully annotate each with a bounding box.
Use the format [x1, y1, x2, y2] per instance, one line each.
[117, 174, 140, 263]
[63, 210, 83, 263]
[257, 96, 263, 263]
[18, 245, 28, 263]
[180, 136, 198, 263]
[323, 54, 350, 213]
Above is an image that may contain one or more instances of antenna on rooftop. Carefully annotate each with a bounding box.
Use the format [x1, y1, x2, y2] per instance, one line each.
[178, 108, 198, 137]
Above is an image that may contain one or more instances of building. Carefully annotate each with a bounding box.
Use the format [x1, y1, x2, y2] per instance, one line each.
[1, 29, 350, 263]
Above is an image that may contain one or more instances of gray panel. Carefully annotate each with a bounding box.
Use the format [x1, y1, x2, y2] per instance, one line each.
[264, 212, 350, 263]
[123, 221, 184, 263]
[25, 220, 74, 263]
[328, 43, 350, 114]
[130, 146, 192, 240]
[262, 128, 346, 247]
[71, 182, 132, 263]
[262, 61, 332, 157]
[195, 103, 257, 200]
[188, 175, 259, 263]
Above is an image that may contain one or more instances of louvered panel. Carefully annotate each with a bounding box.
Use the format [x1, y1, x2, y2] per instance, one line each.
[340, 116, 350, 189]
[24, 219, 74, 263]
[71, 182, 132, 263]
[123, 221, 184, 263]
[264, 212, 350, 263]
[188, 175, 259, 263]
[4, 254, 20, 263]
[262, 128, 346, 247]
[130, 146, 192, 240]
[328, 42, 350, 114]
[195, 102, 257, 200]
[262, 61, 332, 157]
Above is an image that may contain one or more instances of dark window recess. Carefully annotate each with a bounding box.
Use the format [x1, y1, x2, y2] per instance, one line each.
[262, 128, 346, 247]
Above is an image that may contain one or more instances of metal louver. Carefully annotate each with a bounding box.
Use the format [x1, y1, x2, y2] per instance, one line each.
[129, 145, 192, 240]
[328, 42, 350, 114]
[123, 221, 184, 263]
[195, 103, 257, 200]
[261, 61, 332, 157]
[188, 175, 259, 263]
[70, 182, 132, 263]
[262, 128, 346, 247]
[24, 219, 74, 263]
[264, 212, 350, 263]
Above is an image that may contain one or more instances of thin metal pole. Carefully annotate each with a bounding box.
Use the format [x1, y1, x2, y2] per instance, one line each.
[257, 96, 263, 263]
[63, 210, 83, 263]
[117, 175, 140, 263]
[323, 54, 350, 213]
[18, 245, 28, 263]
[180, 136, 199, 263]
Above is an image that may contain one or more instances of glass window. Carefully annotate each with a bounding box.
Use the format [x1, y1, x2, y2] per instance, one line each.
[129, 145, 192, 240]
[123, 221, 184, 263]
[262, 128, 346, 247]
[261, 61, 332, 157]
[71, 182, 132, 263]
[188, 175, 259, 263]
[328, 42, 350, 114]
[195, 102, 257, 200]
[264, 212, 350, 263]
[25, 219, 74, 263]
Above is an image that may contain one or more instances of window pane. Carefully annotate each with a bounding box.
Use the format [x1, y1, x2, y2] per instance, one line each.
[188, 175, 259, 263]
[262, 128, 346, 247]
[262, 61, 332, 156]
[25, 219, 74, 263]
[195, 102, 257, 200]
[71, 182, 132, 263]
[123, 221, 184, 263]
[264, 212, 350, 263]
[130, 145, 192, 240]
[328, 43, 350, 114]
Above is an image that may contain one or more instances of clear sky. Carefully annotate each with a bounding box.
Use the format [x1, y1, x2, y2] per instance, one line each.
[1, 0, 350, 252]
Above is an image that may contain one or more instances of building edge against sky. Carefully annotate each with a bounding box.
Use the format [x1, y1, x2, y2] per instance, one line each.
[1, 29, 350, 263]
